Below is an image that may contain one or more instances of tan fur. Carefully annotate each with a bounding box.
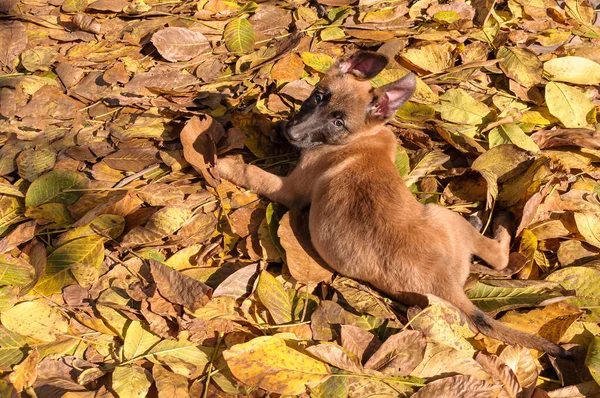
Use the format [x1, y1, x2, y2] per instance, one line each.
[217, 64, 569, 358]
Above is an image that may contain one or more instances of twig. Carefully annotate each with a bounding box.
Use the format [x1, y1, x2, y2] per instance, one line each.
[113, 164, 161, 188]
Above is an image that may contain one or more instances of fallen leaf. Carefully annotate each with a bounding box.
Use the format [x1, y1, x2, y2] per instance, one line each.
[543, 56, 600, 85]
[151, 27, 210, 62]
[545, 82, 594, 128]
[412, 375, 496, 398]
[222, 336, 331, 395]
[1, 302, 68, 342]
[149, 260, 212, 311]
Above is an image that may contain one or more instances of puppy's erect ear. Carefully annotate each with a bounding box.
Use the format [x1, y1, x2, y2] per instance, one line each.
[369, 73, 417, 120]
[338, 51, 388, 80]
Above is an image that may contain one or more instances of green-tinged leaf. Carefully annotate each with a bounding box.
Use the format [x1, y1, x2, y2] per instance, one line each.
[546, 266, 600, 322]
[255, 271, 292, 324]
[1, 301, 68, 342]
[436, 88, 490, 125]
[332, 277, 395, 319]
[498, 46, 542, 87]
[0, 254, 35, 287]
[222, 336, 331, 395]
[544, 56, 600, 85]
[586, 336, 600, 386]
[123, 321, 162, 360]
[112, 365, 152, 398]
[405, 151, 450, 187]
[489, 123, 540, 153]
[25, 169, 88, 207]
[471, 145, 531, 208]
[146, 335, 210, 368]
[35, 235, 105, 295]
[574, 213, 600, 249]
[467, 279, 571, 314]
[0, 194, 24, 236]
[545, 82, 594, 128]
[321, 26, 345, 41]
[0, 326, 30, 371]
[224, 17, 255, 54]
[301, 52, 335, 73]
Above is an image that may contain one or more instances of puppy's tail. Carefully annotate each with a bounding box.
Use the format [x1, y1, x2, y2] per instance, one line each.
[452, 295, 571, 359]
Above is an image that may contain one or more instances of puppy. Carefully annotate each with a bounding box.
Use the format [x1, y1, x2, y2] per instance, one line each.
[217, 51, 569, 358]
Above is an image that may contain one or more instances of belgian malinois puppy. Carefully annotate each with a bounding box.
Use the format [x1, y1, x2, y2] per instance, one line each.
[217, 51, 569, 358]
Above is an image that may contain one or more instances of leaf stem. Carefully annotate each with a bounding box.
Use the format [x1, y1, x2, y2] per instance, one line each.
[203, 331, 224, 398]
[329, 372, 426, 387]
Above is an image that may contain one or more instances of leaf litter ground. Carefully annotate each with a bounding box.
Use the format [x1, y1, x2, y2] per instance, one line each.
[0, 0, 600, 397]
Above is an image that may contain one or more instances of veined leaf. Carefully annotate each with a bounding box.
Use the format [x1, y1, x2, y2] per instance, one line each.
[545, 82, 594, 128]
[467, 279, 570, 314]
[222, 336, 331, 395]
[224, 17, 255, 54]
[123, 321, 161, 360]
[112, 365, 152, 398]
[25, 169, 88, 207]
[255, 270, 292, 324]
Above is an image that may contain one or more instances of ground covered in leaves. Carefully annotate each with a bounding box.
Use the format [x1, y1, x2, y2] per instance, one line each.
[0, 0, 600, 396]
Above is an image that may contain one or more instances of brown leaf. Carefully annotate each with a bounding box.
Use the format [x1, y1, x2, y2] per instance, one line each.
[149, 259, 212, 311]
[212, 263, 259, 299]
[104, 147, 160, 172]
[531, 128, 600, 150]
[340, 324, 382, 363]
[0, 220, 37, 254]
[475, 352, 521, 398]
[364, 330, 426, 376]
[306, 343, 365, 374]
[0, 21, 27, 69]
[73, 13, 101, 35]
[412, 375, 496, 398]
[278, 209, 333, 284]
[88, 0, 128, 12]
[180, 116, 224, 188]
[151, 27, 210, 62]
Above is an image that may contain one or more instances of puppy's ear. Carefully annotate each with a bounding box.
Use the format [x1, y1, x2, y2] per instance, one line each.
[369, 73, 416, 120]
[338, 51, 388, 80]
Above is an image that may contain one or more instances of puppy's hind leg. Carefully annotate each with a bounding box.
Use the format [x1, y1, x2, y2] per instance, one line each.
[469, 212, 513, 271]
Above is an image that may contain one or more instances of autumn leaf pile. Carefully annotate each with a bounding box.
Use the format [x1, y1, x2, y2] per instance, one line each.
[0, 0, 600, 396]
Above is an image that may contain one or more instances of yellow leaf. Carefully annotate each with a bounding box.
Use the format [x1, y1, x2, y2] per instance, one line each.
[498, 47, 542, 87]
[255, 271, 292, 324]
[402, 43, 454, 73]
[544, 56, 600, 85]
[123, 321, 162, 360]
[545, 82, 594, 128]
[574, 213, 600, 249]
[222, 336, 331, 395]
[436, 88, 490, 125]
[1, 302, 68, 342]
[301, 52, 334, 73]
[112, 364, 153, 398]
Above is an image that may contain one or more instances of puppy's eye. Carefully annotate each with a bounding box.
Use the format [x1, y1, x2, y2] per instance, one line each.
[314, 93, 323, 103]
[333, 119, 344, 127]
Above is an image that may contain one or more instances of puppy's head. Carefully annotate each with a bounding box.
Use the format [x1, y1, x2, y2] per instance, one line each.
[280, 51, 416, 149]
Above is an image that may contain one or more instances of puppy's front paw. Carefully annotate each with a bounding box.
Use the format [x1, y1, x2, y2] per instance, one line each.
[216, 155, 244, 181]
